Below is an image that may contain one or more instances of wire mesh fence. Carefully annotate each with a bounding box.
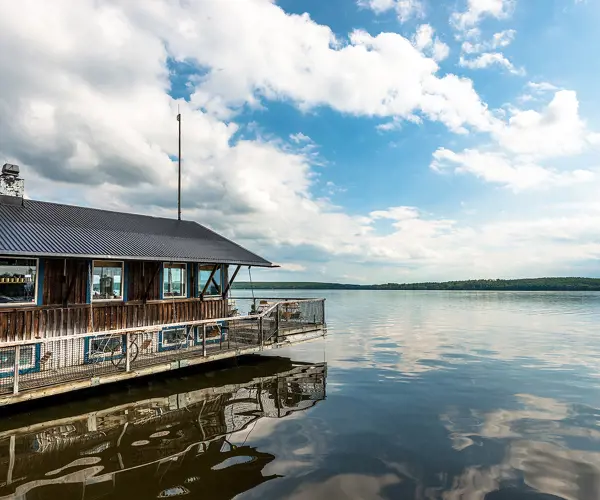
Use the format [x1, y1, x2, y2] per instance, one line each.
[0, 299, 326, 399]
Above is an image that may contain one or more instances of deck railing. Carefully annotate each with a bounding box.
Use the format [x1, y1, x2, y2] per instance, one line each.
[0, 298, 326, 400]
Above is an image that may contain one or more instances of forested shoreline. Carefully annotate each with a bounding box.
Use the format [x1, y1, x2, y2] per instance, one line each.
[233, 278, 600, 291]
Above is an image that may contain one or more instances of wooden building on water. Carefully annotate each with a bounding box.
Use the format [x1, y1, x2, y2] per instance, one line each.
[0, 164, 326, 405]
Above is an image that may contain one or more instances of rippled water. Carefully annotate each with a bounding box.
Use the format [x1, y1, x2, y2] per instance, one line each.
[3, 290, 600, 499]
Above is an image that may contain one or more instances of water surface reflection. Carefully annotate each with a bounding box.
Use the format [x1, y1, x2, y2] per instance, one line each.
[0, 356, 326, 499]
[3, 290, 600, 499]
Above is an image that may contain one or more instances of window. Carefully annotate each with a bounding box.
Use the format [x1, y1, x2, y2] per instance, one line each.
[92, 261, 123, 301]
[195, 323, 227, 346]
[159, 327, 189, 352]
[163, 263, 187, 298]
[0, 344, 40, 376]
[84, 335, 125, 363]
[198, 265, 222, 297]
[0, 257, 37, 305]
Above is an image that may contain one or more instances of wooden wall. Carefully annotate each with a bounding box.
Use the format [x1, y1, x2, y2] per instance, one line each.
[127, 261, 162, 302]
[0, 299, 228, 342]
[42, 259, 88, 306]
[0, 257, 237, 341]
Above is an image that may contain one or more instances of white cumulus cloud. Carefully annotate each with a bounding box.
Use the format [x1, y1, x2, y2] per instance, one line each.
[451, 0, 515, 31]
[459, 52, 524, 75]
[359, 0, 425, 23]
[431, 148, 594, 191]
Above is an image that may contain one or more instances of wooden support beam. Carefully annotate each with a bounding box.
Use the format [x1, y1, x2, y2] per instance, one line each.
[200, 265, 218, 299]
[223, 265, 241, 298]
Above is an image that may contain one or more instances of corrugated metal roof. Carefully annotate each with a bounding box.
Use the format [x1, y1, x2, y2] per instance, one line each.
[0, 199, 273, 267]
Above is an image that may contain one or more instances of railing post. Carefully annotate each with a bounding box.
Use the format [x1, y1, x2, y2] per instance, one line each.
[202, 325, 206, 357]
[259, 317, 264, 347]
[125, 332, 131, 372]
[12, 345, 20, 395]
[275, 303, 280, 343]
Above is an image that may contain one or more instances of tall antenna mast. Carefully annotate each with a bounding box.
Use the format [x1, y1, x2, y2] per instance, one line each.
[177, 109, 182, 221]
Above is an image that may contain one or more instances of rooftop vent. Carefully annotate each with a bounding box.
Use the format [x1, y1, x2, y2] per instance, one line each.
[0, 163, 24, 205]
[2, 163, 19, 177]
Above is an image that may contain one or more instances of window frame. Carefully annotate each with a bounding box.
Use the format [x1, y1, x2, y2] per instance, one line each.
[198, 264, 224, 299]
[0, 344, 41, 377]
[91, 260, 124, 302]
[84, 335, 126, 364]
[162, 262, 188, 299]
[194, 323, 227, 346]
[0, 256, 39, 307]
[159, 326, 190, 352]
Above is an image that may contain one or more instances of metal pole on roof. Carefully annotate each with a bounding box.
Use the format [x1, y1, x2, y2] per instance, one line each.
[177, 110, 182, 221]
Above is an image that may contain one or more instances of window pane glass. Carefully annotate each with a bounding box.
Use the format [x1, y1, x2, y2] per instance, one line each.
[163, 264, 187, 298]
[160, 328, 188, 350]
[88, 336, 123, 360]
[0, 258, 37, 304]
[199, 265, 221, 296]
[92, 261, 123, 300]
[0, 346, 35, 371]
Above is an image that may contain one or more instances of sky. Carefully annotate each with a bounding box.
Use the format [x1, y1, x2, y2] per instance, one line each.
[1, 0, 599, 284]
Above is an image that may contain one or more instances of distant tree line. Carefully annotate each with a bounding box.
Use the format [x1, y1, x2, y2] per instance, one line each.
[232, 278, 600, 291]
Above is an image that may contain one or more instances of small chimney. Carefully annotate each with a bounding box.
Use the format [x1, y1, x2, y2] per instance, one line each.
[0, 163, 24, 205]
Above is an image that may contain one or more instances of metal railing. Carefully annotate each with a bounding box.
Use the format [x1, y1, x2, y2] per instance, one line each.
[0, 298, 326, 399]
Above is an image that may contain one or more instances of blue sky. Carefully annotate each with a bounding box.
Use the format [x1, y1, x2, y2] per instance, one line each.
[1, 0, 599, 283]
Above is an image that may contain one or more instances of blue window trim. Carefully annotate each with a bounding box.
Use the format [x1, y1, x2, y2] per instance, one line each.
[84, 335, 126, 364]
[85, 260, 91, 304]
[159, 325, 190, 352]
[0, 344, 41, 378]
[36, 259, 44, 306]
[123, 262, 129, 302]
[159, 265, 164, 300]
[194, 323, 227, 346]
[187, 263, 193, 298]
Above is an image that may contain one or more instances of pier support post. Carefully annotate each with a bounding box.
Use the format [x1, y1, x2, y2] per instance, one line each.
[12, 345, 20, 395]
[7, 434, 15, 485]
[202, 325, 206, 357]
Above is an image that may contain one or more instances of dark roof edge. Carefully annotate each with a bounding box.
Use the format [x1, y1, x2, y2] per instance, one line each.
[0, 250, 274, 267]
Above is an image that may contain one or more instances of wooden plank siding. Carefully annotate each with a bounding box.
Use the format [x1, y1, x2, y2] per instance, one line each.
[126, 261, 162, 302]
[42, 258, 89, 306]
[0, 256, 233, 341]
[0, 299, 227, 341]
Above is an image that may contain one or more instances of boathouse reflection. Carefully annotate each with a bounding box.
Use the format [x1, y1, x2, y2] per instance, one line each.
[0, 357, 326, 499]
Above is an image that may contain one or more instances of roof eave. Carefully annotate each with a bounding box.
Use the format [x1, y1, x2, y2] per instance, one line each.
[0, 250, 274, 268]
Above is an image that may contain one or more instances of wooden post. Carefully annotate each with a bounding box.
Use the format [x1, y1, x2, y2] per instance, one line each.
[259, 317, 263, 347]
[275, 304, 280, 343]
[202, 325, 206, 357]
[13, 345, 20, 395]
[125, 332, 131, 372]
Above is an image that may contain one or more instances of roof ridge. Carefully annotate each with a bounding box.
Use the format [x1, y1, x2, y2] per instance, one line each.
[25, 198, 191, 224]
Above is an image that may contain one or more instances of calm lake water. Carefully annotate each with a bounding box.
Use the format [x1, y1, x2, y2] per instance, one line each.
[2, 290, 600, 499]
